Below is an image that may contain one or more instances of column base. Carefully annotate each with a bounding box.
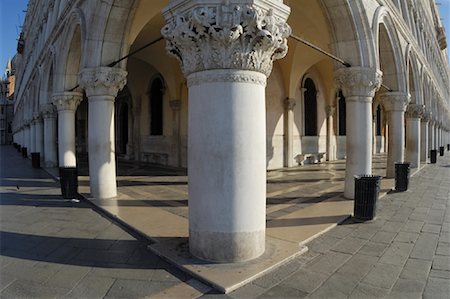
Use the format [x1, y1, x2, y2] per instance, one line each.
[189, 229, 265, 263]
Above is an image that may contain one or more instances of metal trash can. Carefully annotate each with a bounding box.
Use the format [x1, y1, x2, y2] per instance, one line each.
[447, 144, 450, 151]
[430, 150, 437, 163]
[354, 175, 381, 221]
[395, 162, 410, 192]
[31, 153, 40, 168]
[59, 167, 78, 199]
[439, 146, 445, 156]
[21, 147, 27, 158]
[17, 144, 21, 152]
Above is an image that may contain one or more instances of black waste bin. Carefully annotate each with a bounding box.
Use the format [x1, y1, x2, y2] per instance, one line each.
[354, 175, 381, 221]
[395, 162, 410, 192]
[448, 144, 450, 151]
[17, 144, 21, 152]
[439, 146, 445, 156]
[31, 153, 40, 168]
[21, 147, 27, 158]
[59, 167, 78, 199]
[430, 150, 437, 163]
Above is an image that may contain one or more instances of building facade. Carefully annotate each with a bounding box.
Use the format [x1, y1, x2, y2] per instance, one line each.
[12, 0, 450, 262]
[0, 58, 15, 145]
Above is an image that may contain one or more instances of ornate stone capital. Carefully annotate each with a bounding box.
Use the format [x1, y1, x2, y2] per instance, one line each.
[406, 104, 425, 119]
[170, 100, 182, 111]
[326, 105, 336, 117]
[285, 98, 296, 111]
[187, 69, 266, 87]
[52, 92, 83, 112]
[161, 0, 291, 77]
[379, 92, 410, 112]
[79, 67, 127, 99]
[32, 112, 42, 124]
[40, 103, 57, 119]
[334, 67, 382, 100]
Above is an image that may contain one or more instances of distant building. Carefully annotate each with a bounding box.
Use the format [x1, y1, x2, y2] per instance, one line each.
[0, 58, 15, 144]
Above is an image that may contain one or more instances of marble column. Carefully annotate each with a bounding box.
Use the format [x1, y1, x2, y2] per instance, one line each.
[334, 67, 382, 199]
[434, 122, 439, 149]
[79, 67, 127, 200]
[41, 103, 58, 167]
[24, 121, 30, 151]
[405, 104, 424, 168]
[30, 115, 37, 154]
[170, 99, 182, 167]
[380, 92, 410, 178]
[162, 0, 291, 262]
[420, 112, 430, 162]
[284, 98, 296, 166]
[35, 114, 44, 160]
[52, 92, 83, 167]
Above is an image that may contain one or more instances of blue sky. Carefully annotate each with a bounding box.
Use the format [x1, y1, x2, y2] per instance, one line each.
[0, 0, 449, 76]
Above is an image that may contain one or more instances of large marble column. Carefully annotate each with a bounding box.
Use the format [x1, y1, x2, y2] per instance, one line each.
[35, 114, 44, 160]
[52, 92, 83, 167]
[41, 103, 58, 167]
[170, 99, 182, 167]
[24, 121, 30, 150]
[79, 67, 127, 200]
[380, 92, 410, 178]
[325, 105, 336, 161]
[420, 112, 430, 162]
[405, 104, 424, 168]
[334, 67, 382, 199]
[162, 0, 291, 262]
[30, 115, 37, 154]
[284, 98, 296, 166]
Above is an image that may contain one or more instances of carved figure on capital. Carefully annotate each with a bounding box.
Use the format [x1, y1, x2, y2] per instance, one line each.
[326, 105, 336, 118]
[79, 67, 127, 98]
[421, 111, 432, 123]
[334, 67, 382, 99]
[40, 103, 57, 119]
[406, 104, 425, 119]
[32, 112, 42, 124]
[379, 92, 411, 112]
[161, 0, 291, 77]
[284, 98, 296, 111]
[52, 92, 83, 111]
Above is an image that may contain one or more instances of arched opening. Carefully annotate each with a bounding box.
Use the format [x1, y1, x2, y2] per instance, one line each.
[303, 78, 317, 136]
[115, 86, 131, 156]
[376, 105, 382, 136]
[64, 26, 82, 90]
[149, 77, 164, 136]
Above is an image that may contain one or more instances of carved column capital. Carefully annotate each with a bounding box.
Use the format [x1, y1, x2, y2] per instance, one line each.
[421, 111, 432, 123]
[379, 92, 410, 112]
[32, 112, 42, 124]
[52, 92, 83, 112]
[326, 105, 336, 117]
[406, 104, 425, 119]
[170, 99, 182, 111]
[79, 67, 127, 99]
[161, 0, 291, 77]
[334, 67, 382, 100]
[40, 103, 57, 119]
[284, 98, 296, 111]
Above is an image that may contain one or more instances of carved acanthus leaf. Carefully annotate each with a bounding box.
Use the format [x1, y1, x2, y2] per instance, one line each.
[334, 67, 382, 100]
[380, 92, 410, 112]
[406, 104, 425, 119]
[52, 92, 83, 111]
[79, 67, 127, 98]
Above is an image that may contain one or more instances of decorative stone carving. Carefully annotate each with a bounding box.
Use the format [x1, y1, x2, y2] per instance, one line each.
[406, 104, 425, 118]
[170, 100, 182, 111]
[161, 0, 291, 77]
[32, 112, 42, 123]
[79, 67, 127, 98]
[285, 98, 296, 111]
[52, 92, 83, 111]
[379, 92, 411, 111]
[334, 67, 382, 100]
[40, 103, 57, 119]
[326, 105, 336, 117]
[187, 69, 267, 87]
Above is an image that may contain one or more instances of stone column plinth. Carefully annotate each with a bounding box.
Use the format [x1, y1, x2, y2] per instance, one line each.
[405, 104, 424, 168]
[380, 92, 410, 178]
[41, 103, 58, 167]
[420, 112, 430, 162]
[285, 98, 296, 166]
[52, 92, 83, 167]
[79, 67, 127, 200]
[334, 67, 382, 199]
[162, 0, 291, 262]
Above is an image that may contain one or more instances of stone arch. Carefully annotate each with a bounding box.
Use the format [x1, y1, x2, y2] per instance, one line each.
[372, 6, 407, 92]
[405, 46, 422, 105]
[303, 78, 318, 136]
[39, 48, 57, 106]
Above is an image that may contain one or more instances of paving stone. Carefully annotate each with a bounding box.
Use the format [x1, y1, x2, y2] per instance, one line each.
[304, 251, 352, 275]
[1, 280, 69, 298]
[313, 272, 359, 297]
[229, 283, 267, 299]
[423, 277, 450, 299]
[280, 269, 328, 294]
[401, 220, 424, 233]
[348, 283, 389, 299]
[358, 241, 389, 257]
[371, 231, 397, 244]
[429, 269, 450, 279]
[330, 237, 367, 255]
[439, 232, 450, 243]
[436, 242, 450, 256]
[104, 278, 176, 298]
[432, 256, 450, 271]
[410, 233, 439, 260]
[422, 223, 442, 234]
[336, 253, 378, 280]
[65, 275, 116, 298]
[387, 278, 426, 299]
[350, 227, 378, 240]
[252, 258, 304, 289]
[307, 235, 342, 253]
[257, 285, 308, 298]
[361, 263, 403, 289]
[425, 209, 445, 225]
[394, 232, 419, 243]
[400, 258, 431, 281]
[378, 242, 414, 266]
[329, 225, 356, 239]
[43, 265, 91, 290]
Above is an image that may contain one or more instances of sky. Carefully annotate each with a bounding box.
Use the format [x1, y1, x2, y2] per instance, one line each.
[0, 0, 450, 76]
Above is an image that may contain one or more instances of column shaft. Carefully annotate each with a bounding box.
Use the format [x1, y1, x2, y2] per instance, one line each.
[420, 120, 428, 162]
[30, 122, 36, 153]
[405, 118, 420, 168]
[284, 98, 295, 167]
[36, 119, 44, 157]
[44, 117, 58, 167]
[58, 111, 76, 167]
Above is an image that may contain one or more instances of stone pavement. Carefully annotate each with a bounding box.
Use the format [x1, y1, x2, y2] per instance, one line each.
[1, 143, 449, 298]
